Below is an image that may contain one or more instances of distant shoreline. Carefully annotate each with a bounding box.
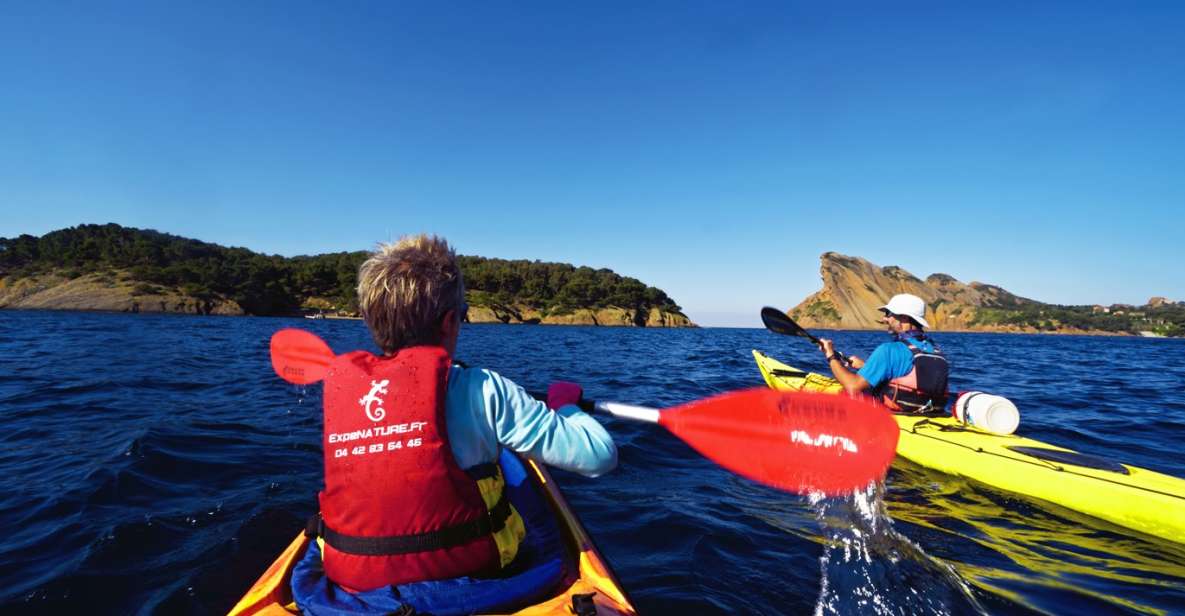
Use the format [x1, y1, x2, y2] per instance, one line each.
[0, 306, 695, 327]
[1, 224, 695, 328]
[5, 306, 1179, 338]
[796, 326, 1163, 338]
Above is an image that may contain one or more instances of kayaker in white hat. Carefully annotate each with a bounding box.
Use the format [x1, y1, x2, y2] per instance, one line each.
[819, 293, 950, 413]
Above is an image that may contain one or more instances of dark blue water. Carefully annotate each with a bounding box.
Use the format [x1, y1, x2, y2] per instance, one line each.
[2, 311, 1184, 615]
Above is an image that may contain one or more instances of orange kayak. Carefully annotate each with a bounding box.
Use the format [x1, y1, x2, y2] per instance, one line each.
[228, 454, 635, 615]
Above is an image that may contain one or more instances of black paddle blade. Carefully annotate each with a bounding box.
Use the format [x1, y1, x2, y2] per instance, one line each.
[761, 307, 853, 367]
[761, 306, 810, 338]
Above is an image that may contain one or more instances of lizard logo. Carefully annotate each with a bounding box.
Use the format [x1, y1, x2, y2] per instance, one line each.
[359, 379, 389, 422]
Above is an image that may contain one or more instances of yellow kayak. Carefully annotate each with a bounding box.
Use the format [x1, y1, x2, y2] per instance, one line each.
[753, 349, 1185, 544]
[229, 453, 635, 616]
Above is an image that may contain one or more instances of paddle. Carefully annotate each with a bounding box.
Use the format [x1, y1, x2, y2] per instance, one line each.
[268, 327, 333, 385]
[761, 306, 854, 369]
[269, 328, 898, 495]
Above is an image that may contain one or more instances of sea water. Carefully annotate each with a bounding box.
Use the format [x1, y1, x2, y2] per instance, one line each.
[2, 310, 1184, 614]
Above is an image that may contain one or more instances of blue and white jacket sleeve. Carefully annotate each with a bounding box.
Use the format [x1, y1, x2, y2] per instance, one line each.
[454, 368, 617, 477]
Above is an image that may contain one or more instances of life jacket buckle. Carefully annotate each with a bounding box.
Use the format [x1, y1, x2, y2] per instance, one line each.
[570, 592, 598, 616]
[305, 513, 324, 539]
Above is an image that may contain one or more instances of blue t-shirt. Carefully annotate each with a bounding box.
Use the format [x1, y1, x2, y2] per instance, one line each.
[857, 337, 937, 390]
[444, 366, 618, 478]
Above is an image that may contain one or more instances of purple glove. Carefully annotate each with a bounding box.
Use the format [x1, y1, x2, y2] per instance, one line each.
[547, 381, 583, 410]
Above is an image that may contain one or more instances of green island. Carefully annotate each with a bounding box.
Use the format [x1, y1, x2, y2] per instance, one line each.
[969, 304, 1185, 337]
[0, 224, 693, 327]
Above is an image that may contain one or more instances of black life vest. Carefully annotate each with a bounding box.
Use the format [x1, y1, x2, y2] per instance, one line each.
[881, 341, 949, 414]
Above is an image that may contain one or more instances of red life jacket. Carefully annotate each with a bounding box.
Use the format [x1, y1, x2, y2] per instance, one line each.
[882, 341, 949, 414]
[317, 346, 518, 591]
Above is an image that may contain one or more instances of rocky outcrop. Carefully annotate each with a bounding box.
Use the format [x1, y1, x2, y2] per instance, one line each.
[0, 272, 243, 315]
[789, 252, 1037, 331]
[466, 303, 694, 327]
[643, 307, 695, 327]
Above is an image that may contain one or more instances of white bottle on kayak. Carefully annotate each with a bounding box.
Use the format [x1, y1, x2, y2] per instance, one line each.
[953, 392, 1020, 435]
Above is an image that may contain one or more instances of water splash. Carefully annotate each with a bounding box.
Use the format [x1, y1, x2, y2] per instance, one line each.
[811, 482, 986, 616]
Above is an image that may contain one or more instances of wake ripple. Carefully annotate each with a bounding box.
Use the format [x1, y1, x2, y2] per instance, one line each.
[811, 483, 986, 616]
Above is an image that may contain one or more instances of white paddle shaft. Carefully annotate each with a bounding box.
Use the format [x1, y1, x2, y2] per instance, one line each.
[595, 402, 661, 424]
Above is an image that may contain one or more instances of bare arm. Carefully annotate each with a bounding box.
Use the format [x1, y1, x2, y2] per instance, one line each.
[819, 339, 871, 395]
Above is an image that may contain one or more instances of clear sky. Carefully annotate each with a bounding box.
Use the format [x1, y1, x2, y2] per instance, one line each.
[3, 2, 1183, 327]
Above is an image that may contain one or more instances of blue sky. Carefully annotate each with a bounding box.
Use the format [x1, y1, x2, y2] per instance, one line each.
[3, 2, 1184, 327]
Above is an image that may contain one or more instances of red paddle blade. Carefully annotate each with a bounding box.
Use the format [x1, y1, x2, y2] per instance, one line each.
[269, 328, 334, 385]
[657, 388, 898, 496]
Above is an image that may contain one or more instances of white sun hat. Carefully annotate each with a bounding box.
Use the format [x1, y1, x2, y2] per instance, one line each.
[879, 293, 930, 328]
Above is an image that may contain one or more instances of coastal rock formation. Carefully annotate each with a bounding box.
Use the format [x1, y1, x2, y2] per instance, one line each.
[0, 272, 243, 315]
[643, 306, 695, 327]
[789, 252, 1036, 331]
[467, 304, 694, 327]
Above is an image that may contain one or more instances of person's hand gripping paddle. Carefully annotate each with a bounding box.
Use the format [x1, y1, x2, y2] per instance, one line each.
[270, 328, 898, 496]
[761, 306, 856, 369]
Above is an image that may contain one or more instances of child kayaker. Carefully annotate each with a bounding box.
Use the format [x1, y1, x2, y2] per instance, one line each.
[315, 234, 617, 592]
[818, 293, 949, 413]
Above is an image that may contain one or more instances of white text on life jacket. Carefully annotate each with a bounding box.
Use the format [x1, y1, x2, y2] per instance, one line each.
[328, 421, 428, 444]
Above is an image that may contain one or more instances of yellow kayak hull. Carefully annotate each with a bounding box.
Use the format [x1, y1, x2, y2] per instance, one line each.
[228, 456, 635, 616]
[753, 349, 1185, 544]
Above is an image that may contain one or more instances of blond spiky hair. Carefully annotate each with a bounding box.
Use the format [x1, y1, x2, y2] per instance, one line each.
[356, 234, 464, 353]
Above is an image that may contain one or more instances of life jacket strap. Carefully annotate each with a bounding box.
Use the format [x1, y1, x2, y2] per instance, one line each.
[465, 462, 499, 482]
[310, 491, 513, 557]
[884, 383, 949, 414]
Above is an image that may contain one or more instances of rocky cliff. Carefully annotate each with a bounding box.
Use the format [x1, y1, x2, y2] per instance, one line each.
[0, 272, 243, 315]
[467, 304, 694, 327]
[789, 252, 1038, 331]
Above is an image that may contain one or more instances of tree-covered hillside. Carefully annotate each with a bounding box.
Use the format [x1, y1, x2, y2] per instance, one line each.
[459, 256, 679, 316]
[0, 224, 685, 319]
[971, 303, 1185, 337]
